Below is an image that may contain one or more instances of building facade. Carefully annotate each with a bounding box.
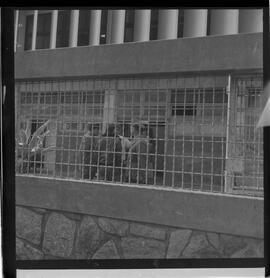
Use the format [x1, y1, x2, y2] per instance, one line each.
[15, 9, 264, 260]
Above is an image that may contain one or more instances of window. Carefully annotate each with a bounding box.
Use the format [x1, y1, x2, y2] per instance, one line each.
[247, 87, 262, 108]
[171, 88, 227, 117]
[171, 89, 199, 116]
[24, 15, 33, 50]
[56, 10, 71, 48]
[150, 9, 158, 40]
[124, 10, 135, 42]
[78, 10, 90, 46]
[36, 13, 51, 49]
[100, 10, 108, 45]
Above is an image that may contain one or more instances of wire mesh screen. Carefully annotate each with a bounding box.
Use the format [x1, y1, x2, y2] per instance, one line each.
[15, 75, 263, 196]
[225, 76, 263, 196]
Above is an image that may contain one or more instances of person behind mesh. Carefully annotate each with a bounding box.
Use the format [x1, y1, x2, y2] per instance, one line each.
[79, 123, 100, 180]
[142, 124, 155, 184]
[115, 123, 132, 178]
[97, 124, 122, 182]
[125, 123, 151, 184]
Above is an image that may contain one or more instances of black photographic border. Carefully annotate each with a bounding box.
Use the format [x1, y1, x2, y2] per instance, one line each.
[1, 2, 269, 277]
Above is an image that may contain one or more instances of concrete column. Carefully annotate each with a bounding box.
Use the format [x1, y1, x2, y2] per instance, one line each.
[89, 10, 101, 45]
[69, 10, 79, 47]
[31, 10, 38, 50]
[133, 9, 151, 42]
[239, 9, 262, 33]
[107, 10, 125, 44]
[183, 9, 208, 38]
[50, 10, 58, 49]
[210, 9, 239, 35]
[102, 90, 116, 133]
[157, 9, 178, 40]
[14, 10, 19, 52]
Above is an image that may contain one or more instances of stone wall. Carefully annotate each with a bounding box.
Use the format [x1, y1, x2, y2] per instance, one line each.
[16, 205, 263, 260]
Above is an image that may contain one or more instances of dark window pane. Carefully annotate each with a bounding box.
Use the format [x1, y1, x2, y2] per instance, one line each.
[56, 10, 71, 48]
[124, 10, 135, 42]
[171, 89, 198, 104]
[248, 88, 261, 108]
[172, 105, 196, 116]
[100, 10, 108, 45]
[36, 13, 51, 49]
[150, 9, 158, 40]
[171, 89, 198, 117]
[78, 10, 90, 46]
[199, 89, 227, 104]
[177, 10, 184, 38]
[207, 10, 211, 35]
[24, 15, 33, 50]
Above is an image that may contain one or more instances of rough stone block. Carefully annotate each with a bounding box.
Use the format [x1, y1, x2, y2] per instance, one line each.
[16, 238, 44, 260]
[167, 229, 192, 258]
[75, 216, 104, 259]
[98, 217, 129, 237]
[16, 206, 42, 245]
[207, 232, 220, 250]
[231, 238, 264, 258]
[219, 234, 247, 256]
[130, 223, 166, 240]
[31, 208, 48, 214]
[43, 213, 76, 257]
[92, 240, 120, 259]
[63, 212, 82, 221]
[182, 232, 221, 258]
[121, 237, 166, 259]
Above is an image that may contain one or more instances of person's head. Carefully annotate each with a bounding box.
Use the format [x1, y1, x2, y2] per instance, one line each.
[141, 125, 148, 137]
[131, 123, 140, 137]
[103, 124, 115, 137]
[92, 124, 100, 136]
[86, 123, 94, 134]
[115, 124, 122, 136]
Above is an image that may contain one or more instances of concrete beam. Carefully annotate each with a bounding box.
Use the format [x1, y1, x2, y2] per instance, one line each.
[16, 175, 263, 238]
[15, 33, 262, 80]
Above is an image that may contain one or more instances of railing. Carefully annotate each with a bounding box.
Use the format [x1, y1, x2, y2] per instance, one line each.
[15, 74, 263, 196]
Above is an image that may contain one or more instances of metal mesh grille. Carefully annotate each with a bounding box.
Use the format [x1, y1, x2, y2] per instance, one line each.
[225, 76, 263, 196]
[15, 75, 263, 196]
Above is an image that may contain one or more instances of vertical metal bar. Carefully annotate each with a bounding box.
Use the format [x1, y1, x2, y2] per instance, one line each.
[153, 80, 158, 186]
[224, 74, 232, 193]
[181, 84, 186, 189]
[74, 81, 79, 179]
[110, 80, 116, 183]
[200, 87, 205, 190]
[191, 87, 195, 190]
[67, 81, 71, 178]
[210, 84, 215, 192]
[60, 82, 64, 178]
[163, 82, 170, 187]
[220, 86, 226, 192]
[241, 79, 246, 192]
[146, 87, 150, 185]
[171, 81, 177, 188]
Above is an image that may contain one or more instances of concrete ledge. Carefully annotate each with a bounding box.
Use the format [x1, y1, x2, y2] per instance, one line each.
[16, 175, 263, 239]
[15, 33, 262, 80]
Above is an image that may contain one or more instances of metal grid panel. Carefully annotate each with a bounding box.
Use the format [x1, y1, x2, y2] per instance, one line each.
[225, 76, 263, 196]
[15, 75, 263, 196]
